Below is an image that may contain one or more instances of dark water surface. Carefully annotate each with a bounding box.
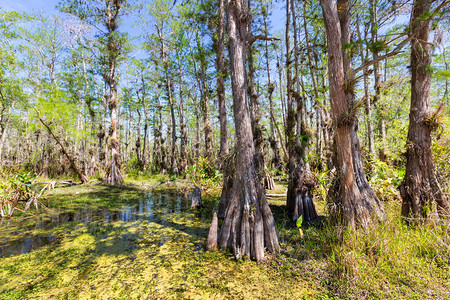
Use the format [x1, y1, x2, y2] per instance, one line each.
[0, 190, 208, 258]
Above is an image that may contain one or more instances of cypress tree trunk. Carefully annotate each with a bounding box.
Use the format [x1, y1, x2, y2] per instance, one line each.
[216, 0, 228, 159]
[285, 0, 297, 214]
[216, 0, 233, 218]
[157, 24, 178, 175]
[102, 0, 123, 185]
[196, 32, 213, 159]
[216, 0, 280, 261]
[176, 50, 188, 174]
[320, 0, 385, 226]
[400, 0, 450, 220]
[263, 10, 284, 170]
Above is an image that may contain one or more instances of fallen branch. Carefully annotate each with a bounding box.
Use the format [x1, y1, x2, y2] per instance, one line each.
[266, 193, 287, 197]
[35, 110, 89, 184]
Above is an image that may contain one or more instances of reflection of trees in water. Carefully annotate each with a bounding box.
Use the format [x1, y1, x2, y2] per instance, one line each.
[0, 191, 206, 258]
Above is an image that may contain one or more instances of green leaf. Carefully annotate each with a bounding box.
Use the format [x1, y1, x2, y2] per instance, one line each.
[296, 215, 303, 228]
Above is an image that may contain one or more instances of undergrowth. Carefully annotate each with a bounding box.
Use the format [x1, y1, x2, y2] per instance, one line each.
[1, 157, 449, 299]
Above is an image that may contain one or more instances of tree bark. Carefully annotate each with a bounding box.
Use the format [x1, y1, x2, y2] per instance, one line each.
[400, 0, 450, 220]
[217, 0, 229, 158]
[285, 0, 299, 214]
[176, 49, 188, 174]
[356, 13, 375, 157]
[102, 0, 124, 185]
[216, 0, 233, 219]
[197, 32, 213, 159]
[216, 0, 280, 261]
[320, 0, 385, 227]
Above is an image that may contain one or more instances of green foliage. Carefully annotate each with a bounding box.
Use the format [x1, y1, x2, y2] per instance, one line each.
[185, 157, 222, 186]
[0, 171, 37, 217]
[369, 160, 404, 201]
[296, 215, 303, 228]
[431, 66, 450, 78]
[367, 39, 388, 53]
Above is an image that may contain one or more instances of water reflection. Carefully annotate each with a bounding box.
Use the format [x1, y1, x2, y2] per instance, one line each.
[0, 191, 206, 258]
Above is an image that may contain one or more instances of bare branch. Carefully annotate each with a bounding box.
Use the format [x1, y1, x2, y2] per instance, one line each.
[249, 34, 280, 45]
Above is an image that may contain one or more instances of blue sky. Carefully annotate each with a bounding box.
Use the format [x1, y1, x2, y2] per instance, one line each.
[1, 0, 59, 14]
[1, 0, 286, 33]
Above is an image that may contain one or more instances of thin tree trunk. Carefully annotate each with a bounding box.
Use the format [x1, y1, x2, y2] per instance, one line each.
[263, 11, 283, 170]
[285, 0, 299, 214]
[176, 50, 188, 174]
[156, 24, 178, 175]
[217, 0, 229, 158]
[196, 32, 213, 158]
[356, 13, 375, 157]
[276, 51, 287, 137]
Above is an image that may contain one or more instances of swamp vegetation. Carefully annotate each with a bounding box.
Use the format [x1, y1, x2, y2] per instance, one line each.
[1, 0, 450, 298]
[1, 178, 449, 299]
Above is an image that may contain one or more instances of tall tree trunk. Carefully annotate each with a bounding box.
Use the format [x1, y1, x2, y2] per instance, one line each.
[195, 101, 201, 160]
[217, 0, 229, 158]
[102, 1, 123, 185]
[248, 37, 275, 191]
[136, 74, 148, 166]
[262, 10, 283, 171]
[370, 0, 384, 160]
[216, 0, 280, 261]
[400, 0, 450, 220]
[153, 94, 166, 174]
[217, 0, 233, 218]
[356, 13, 375, 157]
[196, 32, 213, 158]
[284, 0, 317, 220]
[135, 108, 142, 165]
[176, 50, 188, 174]
[340, 0, 384, 224]
[320, 0, 385, 227]
[157, 24, 178, 175]
[276, 51, 287, 138]
[285, 0, 297, 214]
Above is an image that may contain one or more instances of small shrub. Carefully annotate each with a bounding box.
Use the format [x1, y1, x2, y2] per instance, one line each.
[0, 171, 46, 217]
[185, 157, 222, 186]
[369, 160, 404, 201]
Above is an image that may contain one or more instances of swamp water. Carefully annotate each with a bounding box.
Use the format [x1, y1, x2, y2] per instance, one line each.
[0, 191, 206, 258]
[0, 185, 315, 299]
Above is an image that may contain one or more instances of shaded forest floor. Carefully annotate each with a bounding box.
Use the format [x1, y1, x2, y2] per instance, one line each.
[0, 176, 449, 299]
